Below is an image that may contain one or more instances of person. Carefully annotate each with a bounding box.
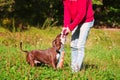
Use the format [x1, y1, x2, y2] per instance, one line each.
[57, 0, 94, 72]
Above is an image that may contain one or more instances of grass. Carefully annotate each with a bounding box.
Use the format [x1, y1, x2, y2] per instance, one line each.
[0, 27, 120, 80]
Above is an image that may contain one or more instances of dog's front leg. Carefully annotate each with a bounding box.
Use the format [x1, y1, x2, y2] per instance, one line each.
[51, 58, 57, 69]
[52, 63, 56, 69]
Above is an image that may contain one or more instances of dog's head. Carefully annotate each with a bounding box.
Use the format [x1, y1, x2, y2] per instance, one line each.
[52, 34, 62, 51]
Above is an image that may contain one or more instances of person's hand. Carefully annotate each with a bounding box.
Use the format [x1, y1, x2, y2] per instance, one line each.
[60, 27, 70, 44]
[62, 27, 70, 36]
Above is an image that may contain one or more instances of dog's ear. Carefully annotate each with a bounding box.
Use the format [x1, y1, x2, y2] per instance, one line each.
[52, 39, 59, 50]
[52, 34, 62, 50]
[52, 40, 56, 47]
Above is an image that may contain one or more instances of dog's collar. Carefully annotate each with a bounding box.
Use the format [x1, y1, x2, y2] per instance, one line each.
[53, 47, 60, 54]
[56, 50, 60, 54]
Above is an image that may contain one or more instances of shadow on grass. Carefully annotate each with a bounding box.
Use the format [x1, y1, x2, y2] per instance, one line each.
[34, 63, 48, 67]
[82, 63, 98, 70]
[34, 63, 55, 69]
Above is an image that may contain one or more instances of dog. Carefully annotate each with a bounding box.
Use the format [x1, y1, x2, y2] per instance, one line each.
[20, 34, 62, 69]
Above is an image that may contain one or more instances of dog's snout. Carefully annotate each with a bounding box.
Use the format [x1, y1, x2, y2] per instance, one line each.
[52, 34, 62, 50]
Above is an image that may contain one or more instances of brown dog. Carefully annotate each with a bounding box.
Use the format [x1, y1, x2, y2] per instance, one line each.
[20, 34, 62, 69]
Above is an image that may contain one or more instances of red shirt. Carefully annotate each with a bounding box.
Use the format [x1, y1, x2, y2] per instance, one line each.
[63, 0, 94, 31]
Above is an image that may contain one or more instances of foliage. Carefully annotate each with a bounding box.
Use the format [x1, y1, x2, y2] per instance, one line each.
[0, 0, 14, 14]
[92, 0, 103, 5]
[0, 0, 63, 26]
[0, 0, 120, 30]
[0, 27, 120, 79]
[93, 0, 120, 28]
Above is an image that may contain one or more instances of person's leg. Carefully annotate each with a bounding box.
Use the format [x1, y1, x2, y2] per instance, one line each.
[71, 20, 94, 72]
[71, 26, 80, 72]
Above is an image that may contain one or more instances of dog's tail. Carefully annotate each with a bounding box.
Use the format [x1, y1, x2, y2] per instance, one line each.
[20, 42, 29, 53]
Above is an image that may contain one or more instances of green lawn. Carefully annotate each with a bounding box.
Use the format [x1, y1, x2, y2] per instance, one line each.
[0, 27, 120, 80]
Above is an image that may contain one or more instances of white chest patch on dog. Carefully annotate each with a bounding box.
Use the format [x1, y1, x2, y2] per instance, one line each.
[56, 54, 60, 60]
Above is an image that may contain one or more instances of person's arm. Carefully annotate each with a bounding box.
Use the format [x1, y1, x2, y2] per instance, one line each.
[63, 0, 71, 28]
[68, 0, 87, 31]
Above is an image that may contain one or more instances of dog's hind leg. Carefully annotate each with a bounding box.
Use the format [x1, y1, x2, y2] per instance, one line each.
[27, 54, 35, 67]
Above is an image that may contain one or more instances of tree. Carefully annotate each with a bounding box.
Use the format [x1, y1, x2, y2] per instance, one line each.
[0, 0, 120, 30]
